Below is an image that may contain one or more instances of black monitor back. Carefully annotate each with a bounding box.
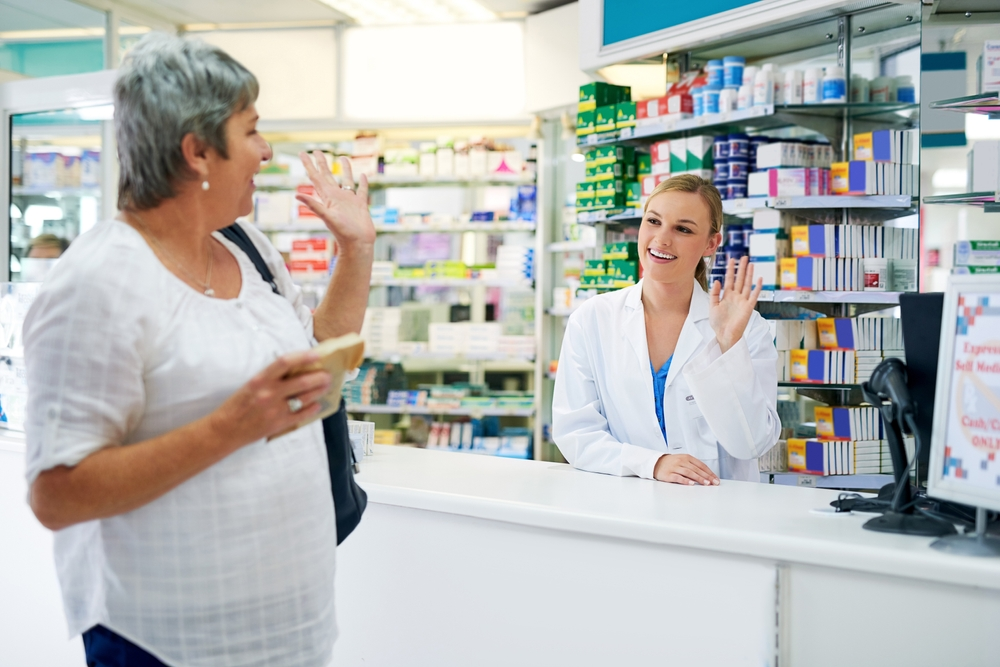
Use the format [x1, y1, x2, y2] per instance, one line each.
[899, 292, 945, 484]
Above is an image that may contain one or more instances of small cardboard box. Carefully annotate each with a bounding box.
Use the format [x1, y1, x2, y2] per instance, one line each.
[670, 137, 687, 173]
[576, 181, 597, 199]
[576, 110, 595, 136]
[584, 259, 607, 276]
[686, 136, 714, 170]
[636, 153, 652, 175]
[607, 259, 639, 282]
[579, 82, 620, 112]
[616, 101, 637, 128]
[595, 179, 625, 198]
[603, 241, 639, 261]
[575, 195, 595, 211]
[830, 162, 850, 194]
[625, 181, 642, 206]
[595, 105, 618, 133]
[593, 193, 627, 209]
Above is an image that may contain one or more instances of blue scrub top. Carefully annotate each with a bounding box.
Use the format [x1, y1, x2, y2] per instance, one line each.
[651, 356, 673, 445]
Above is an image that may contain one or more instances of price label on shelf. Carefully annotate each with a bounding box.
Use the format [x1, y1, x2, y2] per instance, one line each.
[796, 476, 818, 488]
[751, 106, 770, 118]
[586, 134, 598, 146]
[620, 127, 633, 139]
[772, 197, 791, 208]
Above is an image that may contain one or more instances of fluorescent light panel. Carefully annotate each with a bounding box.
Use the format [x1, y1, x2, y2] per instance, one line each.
[317, 0, 495, 25]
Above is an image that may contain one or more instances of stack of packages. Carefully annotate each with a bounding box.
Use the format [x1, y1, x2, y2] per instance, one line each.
[953, 240, 1000, 275]
[749, 141, 834, 198]
[576, 146, 639, 213]
[429, 323, 502, 356]
[830, 130, 918, 196]
[751, 207, 919, 292]
[634, 70, 703, 127]
[580, 242, 639, 290]
[427, 418, 533, 459]
[640, 136, 714, 201]
[361, 307, 402, 356]
[288, 238, 334, 282]
[710, 222, 751, 287]
[342, 361, 408, 406]
[576, 82, 632, 139]
[788, 406, 914, 476]
[495, 245, 535, 282]
[771, 315, 904, 384]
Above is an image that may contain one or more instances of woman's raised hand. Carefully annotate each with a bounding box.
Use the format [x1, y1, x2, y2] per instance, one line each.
[210, 350, 332, 446]
[708, 255, 764, 354]
[296, 152, 376, 249]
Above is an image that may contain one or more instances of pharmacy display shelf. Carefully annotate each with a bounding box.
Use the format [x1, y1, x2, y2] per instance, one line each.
[767, 472, 894, 490]
[367, 353, 535, 372]
[371, 277, 533, 289]
[778, 382, 861, 390]
[723, 195, 914, 215]
[546, 306, 579, 317]
[923, 191, 1000, 212]
[345, 403, 535, 417]
[11, 185, 101, 197]
[254, 174, 535, 190]
[256, 224, 332, 233]
[576, 208, 641, 224]
[548, 240, 598, 252]
[374, 222, 536, 233]
[578, 103, 918, 149]
[759, 290, 902, 305]
[929, 92, 1000, 119]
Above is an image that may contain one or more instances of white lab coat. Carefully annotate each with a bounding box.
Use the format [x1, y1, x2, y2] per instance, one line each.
[552, 279, 781, 482]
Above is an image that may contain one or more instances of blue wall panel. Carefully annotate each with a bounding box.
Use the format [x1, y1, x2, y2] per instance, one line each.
[603, 0, 761, 46]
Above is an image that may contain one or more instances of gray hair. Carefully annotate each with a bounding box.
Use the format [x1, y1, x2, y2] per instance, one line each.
[114, 33, 259, 210]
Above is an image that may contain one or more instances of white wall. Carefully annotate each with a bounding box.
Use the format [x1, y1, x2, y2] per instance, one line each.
[199, 29, 337, 121]
[525, 3, 592, 113]
[342, 22, 526, 122]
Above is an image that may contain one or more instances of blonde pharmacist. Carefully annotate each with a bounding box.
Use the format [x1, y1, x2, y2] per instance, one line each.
[553, 175, 780, 484]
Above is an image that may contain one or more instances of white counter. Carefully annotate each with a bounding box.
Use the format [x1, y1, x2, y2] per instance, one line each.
[333, 446, 1000, 667]
[355, 445, 1000, 591]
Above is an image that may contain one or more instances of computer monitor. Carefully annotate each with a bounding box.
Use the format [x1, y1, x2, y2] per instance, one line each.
[928, 275, 1000, 515]
[899, 292, 945, 484]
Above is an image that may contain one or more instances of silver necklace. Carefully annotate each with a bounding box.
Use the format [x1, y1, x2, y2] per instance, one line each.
[131, 212, 215, 297]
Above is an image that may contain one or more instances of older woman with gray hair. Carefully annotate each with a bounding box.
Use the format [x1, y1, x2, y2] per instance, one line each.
[22, 33, 372, 667]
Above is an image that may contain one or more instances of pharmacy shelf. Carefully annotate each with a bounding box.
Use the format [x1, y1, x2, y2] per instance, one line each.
[345, 403, 535, 417]
[256, 224, 332, 233]
[929, 92, 1000, 118]
[923, 191, 1000, 212]
[374, 222, 536, 233]
[724, 195, 915, 213]
[546, 306, 579, 317]
[759, 290, 902, 305]
[767, 472, 894, 489]
[254, 174, 535, 189]
[778, 382, 861, 390]
[548, 240, 598, 252]
[11, 185, 101, 197]
[579, 102, 917, 148]
[576, 208, 642, 224]
[371, 278, 533, 288]
[367, 353, 535, 372]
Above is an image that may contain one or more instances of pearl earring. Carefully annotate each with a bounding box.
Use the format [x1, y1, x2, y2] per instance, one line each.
[202, 180, 210, 191]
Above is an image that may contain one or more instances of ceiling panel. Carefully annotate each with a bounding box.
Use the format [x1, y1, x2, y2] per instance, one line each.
[0, 0, 105, 31]
[114, 0, 349, 25]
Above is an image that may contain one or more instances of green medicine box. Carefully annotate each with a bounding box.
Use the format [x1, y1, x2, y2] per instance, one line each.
[591, 162, 636, 182]
[603, 242, 639, 261]
[576, 110, 595, 137]
[595, 105, 618, 133]
[595, 179, 625, 198]
[583, 259, 607, 276]
[607, 260, 639, 282]
[591, 145, 636, 166]
[596, 274, 617, 287]
[593, 193, 626, 209]
[625, 181, 642, 207]
[579, 82, 621, 113]
[616, 101, 637, 128]
[686, 135, 714, 171]
[576, 181, 596, 199]
[636, 153, 652, 176]
[576, 195, 595, 211]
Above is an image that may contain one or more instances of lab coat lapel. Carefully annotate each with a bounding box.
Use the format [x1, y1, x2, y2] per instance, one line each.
[665, 281, 712, 390]
[622, 282, 650, 372]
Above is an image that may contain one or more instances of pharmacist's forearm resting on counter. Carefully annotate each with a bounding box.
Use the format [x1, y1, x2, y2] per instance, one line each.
[683, 335, 781, 460]
[312, 241, 374, 341]
[29, 415, 245, 532]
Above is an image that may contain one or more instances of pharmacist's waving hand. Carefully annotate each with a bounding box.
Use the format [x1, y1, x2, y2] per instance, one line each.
[709, 255, 764, 353]
[296, 151, 376, 248]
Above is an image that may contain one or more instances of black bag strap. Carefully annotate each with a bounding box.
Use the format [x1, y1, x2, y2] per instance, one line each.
[219, 224, 280, 296]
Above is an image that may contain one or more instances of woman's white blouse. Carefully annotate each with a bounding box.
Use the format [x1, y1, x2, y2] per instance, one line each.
[23, 220, 338, 667]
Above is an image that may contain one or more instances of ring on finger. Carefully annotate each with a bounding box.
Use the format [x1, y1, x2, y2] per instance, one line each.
[287, 397, 304, 413]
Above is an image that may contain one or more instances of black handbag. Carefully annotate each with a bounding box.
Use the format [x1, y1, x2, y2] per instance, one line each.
[219, 224, 367, 545]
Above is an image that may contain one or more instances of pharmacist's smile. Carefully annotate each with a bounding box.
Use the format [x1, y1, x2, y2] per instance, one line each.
[647, 247, 677, 264]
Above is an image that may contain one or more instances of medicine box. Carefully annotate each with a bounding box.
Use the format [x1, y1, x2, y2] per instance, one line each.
[584, 259, 607, 276]
[579, 82, 625, 112]
[594, 179, 625, 198]
[576, 195, 595, 211]
[576, 181, 596, 199]
[830, 162, 849, 194]
[651, 140, 672, 174]
[747, 171, 769, 198]
[636, 153, 652, 175]
[641, 175, 658, 197]
[616, 102, 637, 128]
[968, 141, 1000, 192]
[667, 92, 693, 115]
[686, 136, 714, 171]
[576, 111, 595, 136]
[595, 105, 618, 133]
[768, 168, 811, 197]
[593, 193, 626, 209]
[603, 242, 638, 260]
[607, 260, 639, 283]
[982, 41, 1000, 94]
[756, 142, 804, 169]
[625, 181, 642, 207]
[670, 138, 687, 173]
[637, 96, 669, 120]
[954, 240, 1000, 267]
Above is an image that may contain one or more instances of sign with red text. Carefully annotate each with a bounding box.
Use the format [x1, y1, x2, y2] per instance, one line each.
[942, 293, 1000, 488]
